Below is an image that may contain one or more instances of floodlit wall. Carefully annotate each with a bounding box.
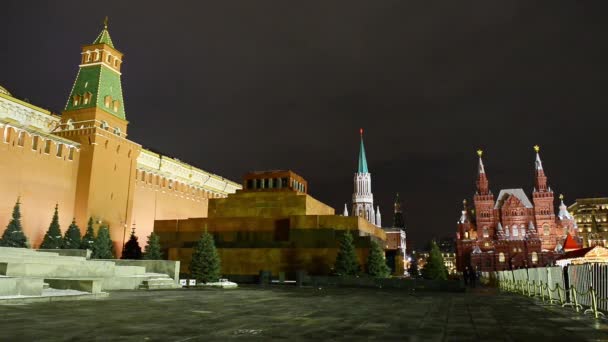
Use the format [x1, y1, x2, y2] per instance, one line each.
[0, 123, 80, 248]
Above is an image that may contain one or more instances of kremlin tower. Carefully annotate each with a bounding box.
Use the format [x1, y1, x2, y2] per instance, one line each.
[348, 129, 379, 226]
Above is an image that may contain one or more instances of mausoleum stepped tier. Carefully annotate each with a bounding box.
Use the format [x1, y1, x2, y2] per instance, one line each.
[0, 247, 180, 300]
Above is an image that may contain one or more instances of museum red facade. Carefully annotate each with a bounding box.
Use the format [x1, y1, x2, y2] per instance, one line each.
[456, 147, 580, 272]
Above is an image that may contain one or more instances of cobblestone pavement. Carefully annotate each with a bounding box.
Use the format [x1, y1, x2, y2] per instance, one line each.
[1, 286, 607, 341]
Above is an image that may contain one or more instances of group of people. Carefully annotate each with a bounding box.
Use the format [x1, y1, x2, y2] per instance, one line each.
[462, 266, 480, 288]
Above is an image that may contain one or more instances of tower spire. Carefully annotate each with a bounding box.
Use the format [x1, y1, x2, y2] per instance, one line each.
[393, 193, 405, 228]
[477, 149, 485, 174]
[534, 145, 543, 171]
[533, 145, 548, 192]
[358, 128, 369, 173]
[475, 149, 489, 195]
[93, 17, 115, 48]
[557, 194, 573, 220]
[352, 128, 375, 225]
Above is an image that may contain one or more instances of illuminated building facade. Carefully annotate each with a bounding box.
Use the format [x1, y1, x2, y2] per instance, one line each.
[455, 147, 580, 272]
[568, 198, 608, 247]
[0, 21, 240, 254]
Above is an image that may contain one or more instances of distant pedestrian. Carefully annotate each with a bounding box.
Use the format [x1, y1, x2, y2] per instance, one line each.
[469, 267, 477, 288]
[463, 267, 470, 286]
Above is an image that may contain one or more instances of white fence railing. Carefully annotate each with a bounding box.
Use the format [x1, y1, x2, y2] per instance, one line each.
[495, 264, 606, 319]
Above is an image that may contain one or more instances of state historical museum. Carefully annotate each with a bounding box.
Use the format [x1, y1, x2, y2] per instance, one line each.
[456, 147, 580, 272]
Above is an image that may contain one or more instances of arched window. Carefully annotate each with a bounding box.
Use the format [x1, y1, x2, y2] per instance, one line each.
[543, 223, 550, 236]
[83, 92, 92, 105]
[85, 52, 91, 62]
[112, 100, 120, 112]
[483, 227, 489, 238]
[32, 136, 39, 150]
[512, 226, 519, 237]
[17, 131, 25, 147]
[68, 147, 74, 161]
[464, 231, 469, 239]
[499, 252, 505, 263]
[104, 96, 112, 108]
[531, 252, 538, 264]
[73, 95, 80, 106]
[100, 121, 109, 130]
[94, 51, 100, 61]
[113, 127, 121, 136]
[56, 143, 63, 157]
[66, 119, 74, 130]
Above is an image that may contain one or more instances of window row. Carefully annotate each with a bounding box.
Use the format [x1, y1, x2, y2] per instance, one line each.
[103, 95, 121, 112]
[83, 50, 121, 68]
[72, 92, 92, 106]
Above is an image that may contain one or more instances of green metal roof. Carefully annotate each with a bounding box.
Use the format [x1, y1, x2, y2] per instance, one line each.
[64, 25, 125, 119]
[92, 26, 115, 48]
[64, 64, 126, 119]
[358, 135, 369, 173]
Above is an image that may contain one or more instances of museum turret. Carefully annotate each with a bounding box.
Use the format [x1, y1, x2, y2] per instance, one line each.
[531, 145, 557, 249]
[473, 150, 495, 243]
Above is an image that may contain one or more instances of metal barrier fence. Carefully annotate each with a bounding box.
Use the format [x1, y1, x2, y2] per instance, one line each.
[496, 264, 606, 319]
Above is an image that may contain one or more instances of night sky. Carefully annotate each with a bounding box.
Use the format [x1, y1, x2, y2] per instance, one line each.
[2, 1, 608, 249]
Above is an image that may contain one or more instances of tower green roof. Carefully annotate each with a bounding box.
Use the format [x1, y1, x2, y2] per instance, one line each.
[92, 18, 114, 48]
[64, 19, 125, 120]
[358, 129, 369, 173]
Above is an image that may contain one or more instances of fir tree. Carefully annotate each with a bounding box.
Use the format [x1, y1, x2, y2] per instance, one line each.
[367, 240, 391, 278]
[421, 241, 448, 280]
[121, 228, 142, 259]
[334, 230, 360, 276]
[62, 218, 82, 249]
[91, 225, 114, 259]
[40, 204, 63, 249]
[189, 232, 221, 283]
[142, 232, 163, 260]
[0, 198, 28, 248]
[80, 217, 96, 250]
[408, 256, 420, 278]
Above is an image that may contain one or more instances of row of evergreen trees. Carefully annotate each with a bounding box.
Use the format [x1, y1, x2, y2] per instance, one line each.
[333, 231, 449, 280]
[0, 199, 163, 260]
[333, 230, 391, 278]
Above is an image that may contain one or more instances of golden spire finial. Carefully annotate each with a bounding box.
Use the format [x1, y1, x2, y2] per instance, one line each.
[533, 145, 540, 153]
[476, 149, 483, 157]
[559, 194, 564, 200]
[104, 16, 109, 29]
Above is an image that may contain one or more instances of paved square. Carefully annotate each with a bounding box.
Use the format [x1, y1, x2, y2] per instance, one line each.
[1, 286, 607, 341]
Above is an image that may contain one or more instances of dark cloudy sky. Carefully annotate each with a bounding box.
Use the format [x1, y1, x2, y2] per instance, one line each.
[2, 1, 608, 249]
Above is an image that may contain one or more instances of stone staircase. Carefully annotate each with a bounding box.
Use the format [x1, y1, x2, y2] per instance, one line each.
[0, 247, 179, 299]
[138, 276, 180, 290]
